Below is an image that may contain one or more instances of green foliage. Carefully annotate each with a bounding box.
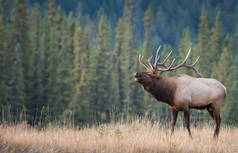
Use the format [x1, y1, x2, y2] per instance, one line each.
[213, 35, 234, 87]
[0, 0, 238, 126]
[210, 11, 223, 66]
[69, 22, 91, 122]
[197, 6, 211, 77]
[177, 28, 194, 76]
[114, 128, 122, 137]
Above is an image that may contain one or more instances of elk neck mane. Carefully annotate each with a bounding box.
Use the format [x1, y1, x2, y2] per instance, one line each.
[143, 76, 177, 106]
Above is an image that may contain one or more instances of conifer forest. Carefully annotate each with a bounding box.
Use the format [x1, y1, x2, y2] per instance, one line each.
[0, 0, 238, 126]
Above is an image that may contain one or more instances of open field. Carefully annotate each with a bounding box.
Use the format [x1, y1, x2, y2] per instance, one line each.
[0, 120, 237, 153]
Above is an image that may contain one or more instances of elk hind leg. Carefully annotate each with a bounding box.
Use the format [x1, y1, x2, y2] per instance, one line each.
[214, 112, 221, 138]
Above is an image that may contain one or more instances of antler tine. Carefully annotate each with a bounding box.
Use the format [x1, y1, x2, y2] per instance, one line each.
[148, 56, 153, 70]
[139, 54, 151, 70]
[191, 56, 200, 66]
[182, 48, 191, 64]
[186, 56, 202, 77]
[154, 45, 161, 67]
[169, 58, 175, 68]
[162, 50, 173, 64]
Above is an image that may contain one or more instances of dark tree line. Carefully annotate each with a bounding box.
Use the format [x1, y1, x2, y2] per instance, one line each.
[0, 0, 238, 126]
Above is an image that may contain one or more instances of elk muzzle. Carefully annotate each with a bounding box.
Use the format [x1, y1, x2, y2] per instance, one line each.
[134, 72, 145, 82]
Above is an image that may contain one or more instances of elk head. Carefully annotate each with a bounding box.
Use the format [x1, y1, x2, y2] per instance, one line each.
[134, 46, 201, 86]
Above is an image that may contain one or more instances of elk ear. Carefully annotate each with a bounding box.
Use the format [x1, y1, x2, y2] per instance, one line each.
[152, 71, 162, 79]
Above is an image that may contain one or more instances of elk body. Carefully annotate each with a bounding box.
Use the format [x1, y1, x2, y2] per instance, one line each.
[134, 46, 226, 138]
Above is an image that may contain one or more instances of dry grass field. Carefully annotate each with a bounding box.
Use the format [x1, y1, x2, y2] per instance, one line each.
[0, 120, 237, 153]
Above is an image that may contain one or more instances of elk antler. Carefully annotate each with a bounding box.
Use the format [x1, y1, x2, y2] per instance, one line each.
[138, 46, 202, 77]
[138, 54, 151, 71]
[156, 48, 202, 77]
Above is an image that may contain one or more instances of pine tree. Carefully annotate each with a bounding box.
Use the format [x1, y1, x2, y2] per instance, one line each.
[48, 0, 56, 26]
[69, 20, 92, 123]
[9, 0, 28, 66]
[142, 7, 154, 58]
[213, 34, 233, 88]
[6, 0, 28, 114]
[44, 5, 63, 118]
[67, 12, 75, 57]
[0, 15, 8, 111]
[210, 11, 223, 72]
[41, 14, 51, 114]
[177, 28, 194, 76]
[91, 13, 112, 122]
[7, 44, 25, 117]
[26, 4, 44, 123]
[224, 63, 238, 125]
[53, 8, 74, 119]
[197, 6, 211, 77]
[121, 0, 137, 117]
[112, 18, 126, 118]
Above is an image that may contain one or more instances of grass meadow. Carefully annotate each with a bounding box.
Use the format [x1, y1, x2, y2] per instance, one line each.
[0, 120, 237, 153]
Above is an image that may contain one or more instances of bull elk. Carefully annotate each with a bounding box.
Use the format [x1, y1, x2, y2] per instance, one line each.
[134, 46, 226, 138]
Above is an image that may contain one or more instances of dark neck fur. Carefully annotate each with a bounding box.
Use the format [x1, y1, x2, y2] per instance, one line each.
[143, 77, 177, 106]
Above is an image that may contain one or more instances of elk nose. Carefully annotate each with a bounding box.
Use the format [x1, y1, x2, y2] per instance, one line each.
[134, 72, 140, 77]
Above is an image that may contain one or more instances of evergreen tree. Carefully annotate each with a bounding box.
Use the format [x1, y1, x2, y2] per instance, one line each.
[44, 5, 62, 118]
[197, 6, 211, 77]
[6, 0, 28, 114]
[55, 8, 74, 118]
[142, 7, 153, 58]
[41, 14, 51, 113]
[9, 0, 28, 68]
[0, 16, 8, 104]
[90, 13, 112, 122]
[26, 4, 44, 123]
[121, 0, 137, 117]
[7, 44, 25, 116]
[213, 34, 233, 88]
[210, 11, 223, 70]
[69, 21, 91, 123]
[112, 18, 126, 118]
[48, 0, 57, 26]
[177, 28, 194, 76]
[224, 62, 238, 125]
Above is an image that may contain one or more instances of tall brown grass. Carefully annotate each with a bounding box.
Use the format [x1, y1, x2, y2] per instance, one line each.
[0, 120, 237, 153]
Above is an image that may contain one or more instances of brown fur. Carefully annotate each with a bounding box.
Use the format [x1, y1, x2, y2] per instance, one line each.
[142, 76, 177, 106]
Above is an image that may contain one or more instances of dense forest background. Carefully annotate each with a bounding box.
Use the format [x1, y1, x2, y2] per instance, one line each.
[0, 0, 238, 126]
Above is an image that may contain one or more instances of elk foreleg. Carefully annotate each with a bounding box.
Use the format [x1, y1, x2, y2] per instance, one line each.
[171, 109, 178, 135]
[184, 109, 192, 138]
